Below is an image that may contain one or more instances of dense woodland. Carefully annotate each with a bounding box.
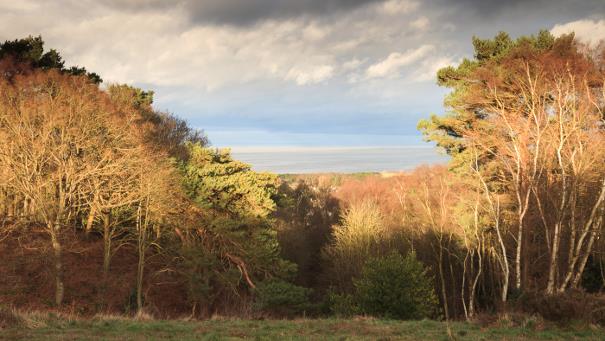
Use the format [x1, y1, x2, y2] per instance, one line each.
[1, 32, 605, 324]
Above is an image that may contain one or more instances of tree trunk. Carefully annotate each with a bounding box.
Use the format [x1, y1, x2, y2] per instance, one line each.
[470, 247, 482, 318]
[85, 204, 97, 235]
[136, 201, 147, 314]
[546, 221, 562, 294]
[436, 237, 450, 320]
[461, 251, 469, 320]
[571, 214, 603, 288]
[515, 213, 523, 291]
[50, 223, 64, 306]
[102, 212, 112, 278]
[559, 181, 605, 291]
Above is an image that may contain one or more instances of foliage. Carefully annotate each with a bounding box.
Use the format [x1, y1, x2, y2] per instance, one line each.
[327, 291, 360, 317]
[418, 30, 562, 168]
[0, 35, 101, 83]
[418, 29, 605, 300]
[273, 179, 339, 287]
[253, 279, 313, 317]
[322, 200, 391, 291]
[1, 31, 605, 325]
[354, 252, 439, 320]
[108, 84, 207, 160]
[175, 144, 296, 315]
[518, 290, 605, 325]
[180, 144, 278, 218]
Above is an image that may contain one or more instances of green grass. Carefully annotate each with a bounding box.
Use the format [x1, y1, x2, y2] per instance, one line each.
[1, 317, 604, 340]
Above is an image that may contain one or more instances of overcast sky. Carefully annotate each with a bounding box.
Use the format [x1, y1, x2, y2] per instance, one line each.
[1, 0, 604, 147]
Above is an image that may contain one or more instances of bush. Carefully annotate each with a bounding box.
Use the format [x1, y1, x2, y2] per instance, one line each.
[354, 252, 439, 319]
[0, 306, 22, 329]
[253, 279, 313, 317]
[518, 290, 605, 325]
[327, 291, 360, 317]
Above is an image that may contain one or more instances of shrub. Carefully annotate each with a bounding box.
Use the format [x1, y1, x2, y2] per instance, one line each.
[327, 291, 360, 317]
[321, 200, 390, 292]
[253, 279, 312, 317]
[518, 290, 605, 325]
[354, 252, 439, 319]
[0, 306, 22, 329]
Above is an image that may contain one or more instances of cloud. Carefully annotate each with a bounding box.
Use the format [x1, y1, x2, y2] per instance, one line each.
[342, 58, 363, 71]
[366, 45, 434, 78]
[551, 19, 605, 47]
[379, 0, 419, 15]
[409, 16, 429, 30]
[410, 56, 456, 82]
[99, 0, 384, 26]
[286, 65, 335, 85]
[2, 0, 604, 146]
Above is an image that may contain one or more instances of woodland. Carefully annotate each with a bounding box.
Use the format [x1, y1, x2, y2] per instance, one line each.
[1, 31, 605, 327]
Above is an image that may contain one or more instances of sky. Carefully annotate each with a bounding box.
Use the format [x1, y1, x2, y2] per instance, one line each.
[1, 0, 604, 147]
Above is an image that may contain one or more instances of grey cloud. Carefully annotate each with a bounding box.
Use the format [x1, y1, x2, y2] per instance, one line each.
[431, 0, 605, 16]
[436, 0, 605, 21]
[100, 0, 383, 25]
[93, 0, 605, 29]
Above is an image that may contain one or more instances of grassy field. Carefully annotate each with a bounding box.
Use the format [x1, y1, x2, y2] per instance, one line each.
[1, 316, 604, 340]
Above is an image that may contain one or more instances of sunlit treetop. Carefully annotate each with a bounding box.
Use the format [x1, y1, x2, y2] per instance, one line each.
[0, 35, 102, 84]
[417, 29, 596, 172]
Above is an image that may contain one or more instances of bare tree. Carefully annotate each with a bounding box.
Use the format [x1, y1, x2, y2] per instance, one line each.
[0, 70, 141, 306]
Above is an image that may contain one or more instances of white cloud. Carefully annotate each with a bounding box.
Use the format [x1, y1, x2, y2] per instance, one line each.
[410, 16, 429, 30]
[366, 45, 434, 78]
[380, 0, 419, 15]
[286, 65, 335, 85]
[0, 0, 445, 100]
[302, 22, 330, 41]
[410, 56, 456, 82]
[551, 19, 605, 47]
[0, 0, 40, 12]
[342, 58, 363, 71]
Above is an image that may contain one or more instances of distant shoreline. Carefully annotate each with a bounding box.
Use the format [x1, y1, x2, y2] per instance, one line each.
[225, 145, 438, 152]
[230, 146, 449, 174]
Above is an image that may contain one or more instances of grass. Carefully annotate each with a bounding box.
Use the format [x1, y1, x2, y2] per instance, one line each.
[1, 311, 604, 341]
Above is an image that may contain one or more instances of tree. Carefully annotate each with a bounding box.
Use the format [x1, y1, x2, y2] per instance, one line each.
[176, 144, 295, 316]
[354, 252, 439, 319]
[322, 200, 389, 291]
[273, 179, 339, 287]
[0, 70, 136, 305]
[180, 144, 278, 218]
[0, 35, 102, 83]
[108, 84, 207, 161]
[419, 31, 605, 295]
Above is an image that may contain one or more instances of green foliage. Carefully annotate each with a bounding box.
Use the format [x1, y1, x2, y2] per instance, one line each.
[327, 291, 360, 317]
[175, 143, 296, 314]
[0, 36, 45, 63]
[181, 143, 278, 218]
[354, 252, 439, 320]
[273, 180, 339, 287]
[178, 246, 215, 309]
[0, 35, 102, 83]
[175, 215, 298, 313]
[418, 29, 563, 171]
[108, 84, 155, 109]
[253, 279, 313, 317]
[472, 31, 513, 61]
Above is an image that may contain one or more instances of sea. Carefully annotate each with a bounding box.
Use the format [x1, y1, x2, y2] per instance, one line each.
[229, 146, 450, 174]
